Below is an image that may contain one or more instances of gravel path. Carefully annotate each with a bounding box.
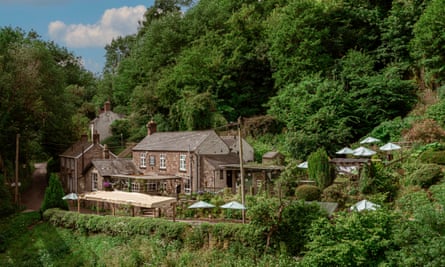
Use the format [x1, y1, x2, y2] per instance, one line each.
[21, 162, 47, 211]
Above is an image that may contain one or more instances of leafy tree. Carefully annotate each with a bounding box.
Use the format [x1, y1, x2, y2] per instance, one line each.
[247, 196, 324, 255]
[41, 173, 68, 212]
[410, 0, 445, 87]
[302, 210, 397, 266]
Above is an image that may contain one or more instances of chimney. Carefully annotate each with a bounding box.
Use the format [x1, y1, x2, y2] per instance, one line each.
[93, 131, 100, 144]
[80, 134, 88, 143]
[147, 120, 157, 136]
[104, 101, 111, 112]
[103, 144, 110, 159]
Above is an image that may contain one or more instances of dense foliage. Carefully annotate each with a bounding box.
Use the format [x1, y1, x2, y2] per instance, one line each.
[41, 174, 69, 212]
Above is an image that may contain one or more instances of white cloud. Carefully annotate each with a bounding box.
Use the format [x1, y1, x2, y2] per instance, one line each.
[48, 5, 146, 48]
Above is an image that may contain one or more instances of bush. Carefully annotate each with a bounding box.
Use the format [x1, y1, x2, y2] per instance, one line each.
[308, 148, 335, 189]
[41, 173, 68, 212]
[321, 183, 347, 208]
[295, 185, 321, 201]
[419, 150, 445, 165]
[407, 164, 443, 188]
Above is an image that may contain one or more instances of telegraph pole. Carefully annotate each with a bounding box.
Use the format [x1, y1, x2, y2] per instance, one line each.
[237, 117, 245, 223]
[15, 133, 20, 205]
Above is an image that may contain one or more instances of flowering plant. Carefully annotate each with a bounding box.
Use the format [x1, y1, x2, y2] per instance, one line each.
[103, 181, 111, 188]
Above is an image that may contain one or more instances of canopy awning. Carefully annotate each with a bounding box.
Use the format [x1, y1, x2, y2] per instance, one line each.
[80, 190, 176, 208]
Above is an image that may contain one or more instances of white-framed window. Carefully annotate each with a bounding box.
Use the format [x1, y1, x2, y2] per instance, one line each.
[160, 154, 166, 169]
[184, 179, 191, 194]
[149, 155, 156, 166]
[147, 182, 157, 192]
[140, 152, 147, 168]
[92, 172, 98, 191]
[179, 154, 186, 171]
[131, 182, 140, 192]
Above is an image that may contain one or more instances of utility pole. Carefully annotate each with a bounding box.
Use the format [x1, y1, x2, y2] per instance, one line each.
[237, 117, 245, 224]
[15, 133, 20, 205]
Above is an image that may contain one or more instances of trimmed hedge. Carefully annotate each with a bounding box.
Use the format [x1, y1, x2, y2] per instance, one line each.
[295, 185, 321, 201]
[43, 209, 265, 252]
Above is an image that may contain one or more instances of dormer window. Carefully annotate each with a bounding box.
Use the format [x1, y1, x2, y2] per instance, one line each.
[140, 152, 147, 168]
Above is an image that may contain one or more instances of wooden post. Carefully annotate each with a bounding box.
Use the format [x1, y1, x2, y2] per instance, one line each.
[172, 202, 176, 222]
[77, 198, 80, 213]
[112, 204, 115, 216]
[96, 200, 99, 215]
[238, 117, 246, 224]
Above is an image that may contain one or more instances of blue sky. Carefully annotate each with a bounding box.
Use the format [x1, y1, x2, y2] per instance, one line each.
[0, 0, 154, 74]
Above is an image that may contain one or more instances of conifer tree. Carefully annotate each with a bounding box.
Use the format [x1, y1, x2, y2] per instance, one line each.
[308, 148, 334, 189]
[41, 173, 68, 212]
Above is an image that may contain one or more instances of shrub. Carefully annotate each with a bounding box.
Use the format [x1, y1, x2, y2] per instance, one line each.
[321, 183, 347, 208]
[403, 119, 445, 144]
[407, 164, 443, 188]
[295, 185, 321, 201]
[41, 173, 68, 212]
[308, 148, 335, 189]
[419, 150, 445, 165]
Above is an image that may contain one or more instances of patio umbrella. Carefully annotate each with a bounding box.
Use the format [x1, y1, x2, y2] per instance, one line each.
[353, 146, 376, 157]
[350, 199, 380, 212]
[336, 147, 354, 155]
[360, 136, 380, 144]
[379, 142, 401, 151]
[188, 200, 215, 209]
[297, 161, 308, 169]
[62, 193, 78, 200]
[220, 201, 246, 210]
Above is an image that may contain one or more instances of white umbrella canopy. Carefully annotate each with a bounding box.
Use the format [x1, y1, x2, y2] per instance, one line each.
[350, 199, 380, 212]
[353, 146, 376, 157]
[336, 147, 354, 155]
[379, 142, 401, 151]
[297, 161, 308, 169]
[360, 136, 381, 144]
[62, 193, 78, 200]
[220, 201, 247, 210]
[188, 200, 215, 209]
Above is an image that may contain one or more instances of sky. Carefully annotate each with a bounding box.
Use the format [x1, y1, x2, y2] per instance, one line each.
[0, 0, 155, 74]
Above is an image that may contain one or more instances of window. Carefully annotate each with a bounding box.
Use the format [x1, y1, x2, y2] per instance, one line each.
[149, 155, 156, 166]
[92, 172, 98, 191]
[160, 154, 166, 169]
[140, 152, 147, 168]
[131, 182, 140, 192]
[179, 154, 186, 171]
[184, 179, 191, 194]
[147, 182, 157, 192]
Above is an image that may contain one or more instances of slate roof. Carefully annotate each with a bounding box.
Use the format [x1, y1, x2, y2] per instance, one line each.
[203, 153, 240, 169]
[60, 139, 93, 158]
[91, 159, 140, 177]
[133, 130, 217, 152]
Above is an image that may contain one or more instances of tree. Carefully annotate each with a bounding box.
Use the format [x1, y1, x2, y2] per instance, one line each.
[307, 148, 334, 189]
[41, 173, 68, 212]
[410, 0, 445, 87]
[302, 210, 397, 266]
